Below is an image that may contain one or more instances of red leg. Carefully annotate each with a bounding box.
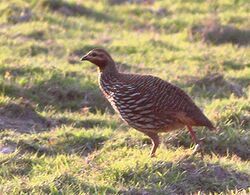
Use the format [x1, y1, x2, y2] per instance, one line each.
[187, 126, 204, 158]
[187, 126, 198, 144]
[144, 132, 159, 157]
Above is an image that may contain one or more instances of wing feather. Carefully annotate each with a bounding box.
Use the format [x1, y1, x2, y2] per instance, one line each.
[119, 74, 214, 129]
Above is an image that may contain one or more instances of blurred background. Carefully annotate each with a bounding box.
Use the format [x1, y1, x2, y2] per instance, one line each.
[0, 0, 249, 194]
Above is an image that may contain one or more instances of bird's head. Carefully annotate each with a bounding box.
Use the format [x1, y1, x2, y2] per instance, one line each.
[80, 48, 116, 72]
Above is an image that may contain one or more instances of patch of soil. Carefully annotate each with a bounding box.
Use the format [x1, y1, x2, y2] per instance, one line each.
[189, 18, 250, 45]
[0, 103, 50, 133]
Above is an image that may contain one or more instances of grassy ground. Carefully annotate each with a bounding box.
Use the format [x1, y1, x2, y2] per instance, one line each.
[0, 0, 250, 194]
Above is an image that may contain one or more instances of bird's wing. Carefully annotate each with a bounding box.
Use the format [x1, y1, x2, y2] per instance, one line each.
[120, 74, 213, 128]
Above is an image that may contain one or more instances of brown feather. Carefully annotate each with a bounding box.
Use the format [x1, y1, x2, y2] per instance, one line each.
[81, 48, 215, 157]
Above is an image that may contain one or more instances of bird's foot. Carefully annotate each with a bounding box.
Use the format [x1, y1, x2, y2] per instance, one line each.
[150, 153, 156, 158]
[192, 144, 201, 155]
[178, 138, 205, 162]
[191, 138, 205, 159]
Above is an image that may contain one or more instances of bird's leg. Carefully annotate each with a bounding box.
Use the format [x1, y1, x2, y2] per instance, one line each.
[187, 126, 204, 157]
[187, 125, 198, 144]
[144, 132, 159, 158]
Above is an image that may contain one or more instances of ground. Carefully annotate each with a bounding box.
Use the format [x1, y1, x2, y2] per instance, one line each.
[0, 0, 249, 194]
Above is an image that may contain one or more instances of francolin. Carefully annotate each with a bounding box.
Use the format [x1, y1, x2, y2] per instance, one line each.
[81, 48, 215, 157]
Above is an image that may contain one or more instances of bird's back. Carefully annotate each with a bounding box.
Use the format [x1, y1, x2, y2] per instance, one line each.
[99, 72, 214, 132]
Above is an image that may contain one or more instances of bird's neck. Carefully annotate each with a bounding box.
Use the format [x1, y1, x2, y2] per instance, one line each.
[98, 61, 119, 77]
[98, 66, 121, 93]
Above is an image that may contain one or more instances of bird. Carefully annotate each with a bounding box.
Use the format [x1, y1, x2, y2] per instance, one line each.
[80, 48, 215, 157]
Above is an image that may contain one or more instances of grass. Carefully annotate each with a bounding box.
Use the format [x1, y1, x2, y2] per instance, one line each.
[0, 0, 250, 194]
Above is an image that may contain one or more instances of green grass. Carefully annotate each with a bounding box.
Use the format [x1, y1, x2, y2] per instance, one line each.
[0, 0, 249, 194]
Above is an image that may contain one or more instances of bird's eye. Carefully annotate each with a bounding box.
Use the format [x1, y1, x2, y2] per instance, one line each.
[92, 53, 97, 57]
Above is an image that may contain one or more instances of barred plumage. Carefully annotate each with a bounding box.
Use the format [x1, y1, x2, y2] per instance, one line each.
[81, 48, 215, 157]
